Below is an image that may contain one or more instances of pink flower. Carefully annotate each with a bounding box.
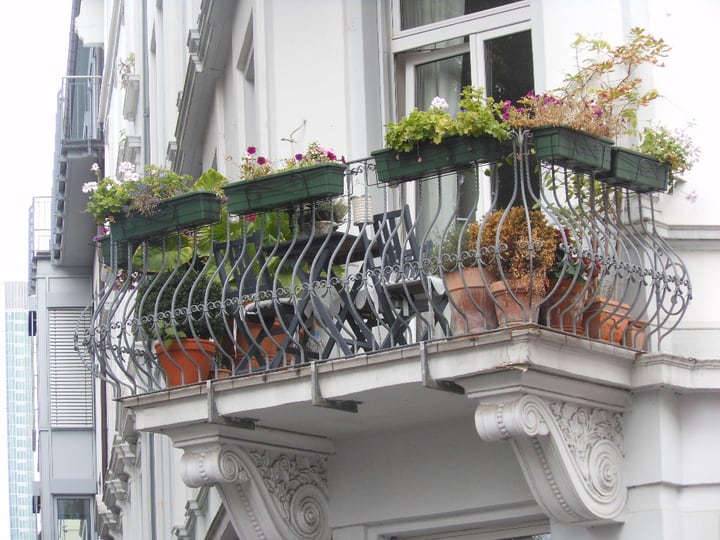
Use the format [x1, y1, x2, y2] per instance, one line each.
[247, 146, 256, 155]
[257, 156, 267, 165]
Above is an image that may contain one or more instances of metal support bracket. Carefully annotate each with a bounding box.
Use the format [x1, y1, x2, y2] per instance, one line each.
[311, 362, 360, 413]
[206, 381, 256, 429]
[420, 342, 465, 394]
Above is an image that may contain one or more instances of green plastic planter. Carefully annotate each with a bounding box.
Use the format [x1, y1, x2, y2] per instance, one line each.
[600, 147, 670, 193]
[224, 162, 346, 215]
[111, 190, 222, 242]
[98, 235, 129, 267]
[531, 126, 613, 172]
[372, 135, 501, 185]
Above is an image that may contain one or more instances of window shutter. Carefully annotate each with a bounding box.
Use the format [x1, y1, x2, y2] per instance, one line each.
[49, 309, 94, 428]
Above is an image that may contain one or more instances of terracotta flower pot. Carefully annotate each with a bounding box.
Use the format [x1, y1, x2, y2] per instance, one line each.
[445, 266, 498, 334]
[541, 278, 589, 333]
[155, 339, 215, 387]
[489, 280, 542, 326]
[623, 319, 649, 349]
[582, 297, 631, 344]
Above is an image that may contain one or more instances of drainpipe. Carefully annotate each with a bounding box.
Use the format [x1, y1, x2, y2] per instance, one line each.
[140, 5, 157, 540]
[142, 0, 151, 165]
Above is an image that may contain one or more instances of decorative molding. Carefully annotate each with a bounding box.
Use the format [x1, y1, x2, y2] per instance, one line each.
[172, 487, 209, 540]
[475, 394, 625, 524]
[179, 438, 331, 539]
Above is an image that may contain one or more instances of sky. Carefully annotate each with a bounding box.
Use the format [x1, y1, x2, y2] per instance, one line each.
[0, 1, 74, 536]
[0, 1, 74, 283]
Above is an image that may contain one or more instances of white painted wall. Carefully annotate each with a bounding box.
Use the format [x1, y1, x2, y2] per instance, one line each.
[94, 1, 720, 538]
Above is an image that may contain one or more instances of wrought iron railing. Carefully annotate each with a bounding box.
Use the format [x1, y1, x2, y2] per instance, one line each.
[77, 131, 691, 397]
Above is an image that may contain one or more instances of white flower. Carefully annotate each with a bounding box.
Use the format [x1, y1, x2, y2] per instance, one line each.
[430, 96, 449, 110]
[118, 161, 137, 181]
[82, 181, 98, 193]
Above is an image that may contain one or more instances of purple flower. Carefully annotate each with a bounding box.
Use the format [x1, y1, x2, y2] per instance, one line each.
[257, 156, 266, 165]
[247, 146, 256, 155]
[295, 153, 303, 161]
[327, 151, 336, 161]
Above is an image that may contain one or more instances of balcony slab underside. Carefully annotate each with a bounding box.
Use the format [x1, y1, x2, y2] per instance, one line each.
[122, 327, 634, 444]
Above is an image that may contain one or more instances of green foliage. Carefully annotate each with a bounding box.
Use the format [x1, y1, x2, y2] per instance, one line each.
[639, 123, 699, 183]
[435, 221, 481, 273]
[384, 86, 508, 153]
[85, 163, 198, 225]
[135, 267, 226, 344]
[384, 107, 458, 152]
[456, 86, 510, 141]
[507, 28, 670, 139]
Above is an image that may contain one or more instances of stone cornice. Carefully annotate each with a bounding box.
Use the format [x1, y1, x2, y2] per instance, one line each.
[633, 353, 720, 391]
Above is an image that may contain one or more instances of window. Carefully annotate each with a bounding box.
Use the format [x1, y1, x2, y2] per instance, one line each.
[391, 1, 533, 235]
[237, 15, 257, 147]
[56, 498, 91, 539]
[399, 0, 518, 30]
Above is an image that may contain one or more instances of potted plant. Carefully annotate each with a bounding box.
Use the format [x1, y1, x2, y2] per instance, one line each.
[605, 122, 701, 193]
[540, 227, 599, 333]
[224, 142, 346, 215]
[582, 294, 632, 345]
[436, 220, 498, 334]
[479, 207, 557, 325]
[372, 86, 509, 184]
[505, 28, 671, 173]
[135, 266, 226, 387]
[84, 162, 225, 243]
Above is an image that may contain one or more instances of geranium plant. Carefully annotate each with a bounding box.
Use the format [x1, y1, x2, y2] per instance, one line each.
[234, 146, 273, 180]
[281, 141, 345, 170]
[384, 86, 509, 153]
[84, 162, 193, 225]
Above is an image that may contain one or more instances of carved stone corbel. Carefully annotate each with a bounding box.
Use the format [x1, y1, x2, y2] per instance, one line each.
[475, 394, 625, 524]
[180, 438, 330, 540]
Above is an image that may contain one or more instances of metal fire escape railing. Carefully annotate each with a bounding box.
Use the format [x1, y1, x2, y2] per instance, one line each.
[61, 76, 103, 145]
[76, 132, 691, 398]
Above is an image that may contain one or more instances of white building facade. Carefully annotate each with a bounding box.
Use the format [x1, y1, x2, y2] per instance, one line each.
[37, 1, 720, 539]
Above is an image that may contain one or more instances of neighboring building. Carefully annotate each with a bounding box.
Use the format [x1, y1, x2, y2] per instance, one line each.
[4, 281, 36, 540]
[31, 1, 720, 539]
[27, 1, 101, 538]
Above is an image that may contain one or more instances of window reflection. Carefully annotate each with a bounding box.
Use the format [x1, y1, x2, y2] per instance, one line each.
[57, 498, 90, 540]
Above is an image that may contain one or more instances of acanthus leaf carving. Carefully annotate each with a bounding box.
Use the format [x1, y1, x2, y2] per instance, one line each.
[475, 394, 626, 524]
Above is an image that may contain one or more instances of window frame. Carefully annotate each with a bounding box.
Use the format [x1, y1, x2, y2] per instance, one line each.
[390, 1, 531, 54]
[389, 1, 534, 220]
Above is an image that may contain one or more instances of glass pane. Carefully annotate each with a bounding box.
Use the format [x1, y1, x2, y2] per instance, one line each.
[414, 52, 473, 241]
[484, 30, 535, 209]
[415, 52, 471, 112]
[57, 498, 90, 540]
[400, 0, 517, 30]
[485, 30, 534, 102]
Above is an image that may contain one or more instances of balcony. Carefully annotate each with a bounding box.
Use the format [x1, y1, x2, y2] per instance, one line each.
[79, 131, 692, 526]
[78, 132, 690, 395]
[53, 75, 103, 268]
